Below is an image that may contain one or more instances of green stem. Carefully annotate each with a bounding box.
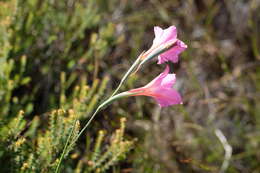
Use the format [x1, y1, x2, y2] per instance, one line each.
[65, 92, 131, 155]
[55, 109, 101, 173]
[110, 55, 142, 98]
[55, 118, 77, 173]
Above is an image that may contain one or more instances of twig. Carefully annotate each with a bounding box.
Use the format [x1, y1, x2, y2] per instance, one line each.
[215, 129, 232, 173]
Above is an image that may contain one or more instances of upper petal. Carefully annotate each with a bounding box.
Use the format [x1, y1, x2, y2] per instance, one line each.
[144, 65, 170, 88]
[160, 26, 177, 44]
[154, 26, 164, 38]
[161, 74, 176, 88]
[153, 26, 177, 45]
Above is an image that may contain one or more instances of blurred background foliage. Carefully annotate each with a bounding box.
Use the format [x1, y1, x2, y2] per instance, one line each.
[0, 0, 260, 172]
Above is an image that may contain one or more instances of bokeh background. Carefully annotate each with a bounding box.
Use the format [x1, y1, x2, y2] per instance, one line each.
[0, 0, 260, 172]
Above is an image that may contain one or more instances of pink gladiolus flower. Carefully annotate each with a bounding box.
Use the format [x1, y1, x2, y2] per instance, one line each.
[128, 65, 182, 107]
[147, 26, 187, 64]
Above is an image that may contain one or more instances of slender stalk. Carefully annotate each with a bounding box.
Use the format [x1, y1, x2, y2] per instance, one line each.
[55, 118, 77, 173]
[55, 108, 101, 173]
[69, 106, 101, 149]
[110, 54, 142, 98]
[66, 92, 130, 154]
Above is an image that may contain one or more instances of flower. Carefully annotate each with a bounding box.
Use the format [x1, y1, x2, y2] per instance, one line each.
[127, 65, 182, 107]
[148, 26, 187, 64]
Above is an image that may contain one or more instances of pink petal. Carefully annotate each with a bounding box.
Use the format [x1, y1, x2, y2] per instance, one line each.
[154, 26, 164, 38]
[153, 88, 182, 107]
[160, 26, 177, 44]
[161, 74, 176, 88]
[157, 40, 187, 64]
[153, 26, 177, 45]
[144, 65, 170, 88]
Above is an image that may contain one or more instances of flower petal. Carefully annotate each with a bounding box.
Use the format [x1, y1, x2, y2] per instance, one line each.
[153, 88, 182, 107]
[160, 26, 177, 44]
[153, 26, 177, 45]
[154, 26, 164, 38]
[161, 74, 176, 88]
[158, 40, 187, 64]
[144, 65, 170, 88]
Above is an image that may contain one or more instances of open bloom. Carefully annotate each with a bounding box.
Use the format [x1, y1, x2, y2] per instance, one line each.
[127, 65, 182, 107]
[148, 26, 187, 64]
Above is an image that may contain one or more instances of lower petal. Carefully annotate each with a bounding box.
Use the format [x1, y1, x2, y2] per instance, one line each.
[153, 89, 182, 107]
[157, 40, 187, 64]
